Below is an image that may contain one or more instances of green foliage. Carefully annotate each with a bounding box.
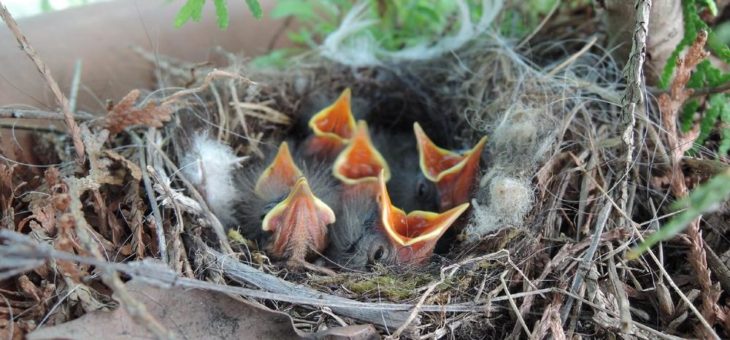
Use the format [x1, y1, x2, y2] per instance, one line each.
[245, 0, 263, 19]
[175, 0, 262, 29]
[664, 0, 730, 155]
[175, 0, 205, 27]
[628, 170, 730, 260]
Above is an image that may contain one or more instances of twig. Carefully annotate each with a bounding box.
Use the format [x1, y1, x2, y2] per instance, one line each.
[546, 36, 597, 77]
[606, 243, 632, 333]
[129, 132, 168, 263]
[690, 81, 730, 98]
[0, 108, 95, 120]
[517, 0, 560, 49]
[502, 270, 532, 338]
[147, 166, 184, 272]
[161, 69, 251, 107]
[68, 60, 82, 113]
[0, 1, 85, 165]
[618, 0, 650, 229]
[560, 202, 612, 323]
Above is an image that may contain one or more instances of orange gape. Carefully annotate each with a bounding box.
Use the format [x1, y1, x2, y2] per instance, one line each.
[376, 171, 469, 265]
[305, 88, 357, 159]
[256, 142, 336, 264]
[414, 122, 487, 211]
[332, 120, 390, 198]
[255, 142, 303, 200]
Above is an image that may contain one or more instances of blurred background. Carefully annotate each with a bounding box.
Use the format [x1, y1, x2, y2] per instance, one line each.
[4, 0, 110, 18]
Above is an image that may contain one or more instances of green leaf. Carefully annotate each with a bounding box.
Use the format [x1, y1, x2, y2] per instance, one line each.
[175, 0, 206, 27]
[250, 49, 292, 68]
[681, 99, 701, 133]
[213, 0, 229, 29]
[627, 169, 730, 259]
[271, 0, 316, 20]
[715, 93, 730, 155]
[708, 31, 730, 63]
[245, 0, 263, 19]
[40, 0, 53, 12]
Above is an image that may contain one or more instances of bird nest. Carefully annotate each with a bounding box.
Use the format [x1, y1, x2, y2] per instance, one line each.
[3, 8, 729, 340]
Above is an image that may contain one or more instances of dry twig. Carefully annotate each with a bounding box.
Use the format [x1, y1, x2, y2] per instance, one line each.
[0, 1, 85, 165]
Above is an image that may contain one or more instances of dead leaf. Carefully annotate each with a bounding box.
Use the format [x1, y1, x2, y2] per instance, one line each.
[313, 324, 379, 339]
[101, 89, 173, 135]
[28, 280, 377, 340]
[27, 280, 304, 340]
[102, 150, 142, 182]
[0, 164, 15, 225]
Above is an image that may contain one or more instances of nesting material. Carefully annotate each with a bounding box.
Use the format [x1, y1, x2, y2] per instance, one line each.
[467, 173, 534, 240]
[179, 133, 248, 225]
[3, 7, 645, 338]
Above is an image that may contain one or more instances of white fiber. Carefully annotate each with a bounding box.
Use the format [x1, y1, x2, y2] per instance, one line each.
[321, 0, 504, 66]
[179, 134, 248, 225]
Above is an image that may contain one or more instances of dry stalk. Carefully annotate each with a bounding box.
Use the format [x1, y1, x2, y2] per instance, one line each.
[130, 132, 168, 263]
[147, 167, 185, 273]
[657, 30, 723, 339]
[502, 270, 531, 338]
[618, 0, 650, 228]
[591, 176, 719, 337]
[0, 1, 85, 166]
[606, 243, 631, 332]
[560, 202, 612, 324]
[161, 69, 251, 106]
[0, 108, 95, 120]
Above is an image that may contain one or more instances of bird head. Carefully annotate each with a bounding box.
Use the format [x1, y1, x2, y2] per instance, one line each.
[254, 142, 337, 260]
[414, 122, 487, 210]
[305, 88, 357, 159]
[376, 171, 469, 265]
[326, 194, 397, 270]
[261, 177, 336, 259]
[332, 120, 391, 196]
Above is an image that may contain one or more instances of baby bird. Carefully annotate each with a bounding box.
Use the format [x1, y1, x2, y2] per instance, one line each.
[332, 120, 391, 197]
[331, 119, 439, 212]
[414, 122, 487, 211]
[327, 171, 469, 270]
[301, 88, 357, 161]
[232, 142, 338, 271]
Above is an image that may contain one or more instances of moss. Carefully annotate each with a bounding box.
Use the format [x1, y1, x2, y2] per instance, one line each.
[345, 273, 437, 300]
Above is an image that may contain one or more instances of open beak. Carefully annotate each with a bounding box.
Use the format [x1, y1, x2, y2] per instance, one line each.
[333, 120, 391, 195]
[262, 177, 336, 258]
[305, 88, 357, 159]
[414, 122, 487, 210]
[255, 142, 303, 201]
[376, 171, 469, 265]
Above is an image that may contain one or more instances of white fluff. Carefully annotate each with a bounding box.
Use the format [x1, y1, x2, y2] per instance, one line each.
[466, 174, 533, 241]
[179, 134, 248, 225]
[320, 0, 504, 66]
